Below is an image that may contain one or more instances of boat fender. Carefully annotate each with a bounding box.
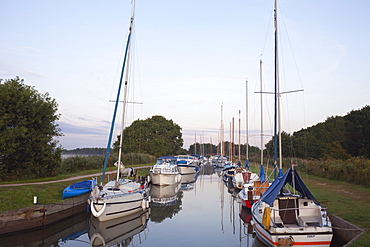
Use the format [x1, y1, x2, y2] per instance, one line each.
[90, 201, 106, 218]
[90, 233, 105, 247]
[142, 199, 150, 210]
[262, 207, 271, 230]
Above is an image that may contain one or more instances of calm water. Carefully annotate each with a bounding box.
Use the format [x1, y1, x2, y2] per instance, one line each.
[1, 165, 266, 247]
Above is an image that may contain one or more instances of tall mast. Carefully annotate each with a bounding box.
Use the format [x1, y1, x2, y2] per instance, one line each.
[274, 0, 283, 178]
[102, 0, 136, 182]
[245, 80, 249, 168]
[194, 133, 197, 154]
[238, 110, 241, 162]
[260, 60, 264, 169]
[259, 59, 265, 182]
[232, 117, 235, 162]
[220, 103, 224, 159]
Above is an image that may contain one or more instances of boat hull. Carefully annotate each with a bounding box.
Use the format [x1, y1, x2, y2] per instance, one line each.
[177, 165, 199, 174]
[88, 192, 148, 222]
[62, 180, 96, 200]
[253, 218, 333, 247]
[149, 173, 181, 186]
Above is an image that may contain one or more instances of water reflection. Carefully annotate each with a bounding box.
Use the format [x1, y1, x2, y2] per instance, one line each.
[180, 171, 199, 185]
[149, 182, 183, 223]
[88, 209, 149, 247]
[1, 166, 272, 247]
[0, 211, 89, 247]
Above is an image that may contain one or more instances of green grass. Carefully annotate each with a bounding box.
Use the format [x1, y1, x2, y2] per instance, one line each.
[0, 165, 152, 211]
[299, 173, 370, 246]
[0, 164, 368, 245]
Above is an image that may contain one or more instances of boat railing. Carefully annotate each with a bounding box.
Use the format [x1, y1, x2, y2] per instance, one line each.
[269, 207, 328, 227]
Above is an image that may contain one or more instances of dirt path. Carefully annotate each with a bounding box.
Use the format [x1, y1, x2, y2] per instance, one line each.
[0, 171, 116, 187]
[0, 166, 152, 187]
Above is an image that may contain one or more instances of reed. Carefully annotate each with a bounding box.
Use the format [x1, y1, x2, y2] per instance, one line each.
[298, 157, 370, 187]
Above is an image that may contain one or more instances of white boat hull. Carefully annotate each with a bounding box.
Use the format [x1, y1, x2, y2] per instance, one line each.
[89, 191, 148, 222]
[177, 165, 198, 174]
[89, 179, 149, 222]
[253, 218, 333, 247]
[251, 196, 333, 247]
[149, 173, 181, 186]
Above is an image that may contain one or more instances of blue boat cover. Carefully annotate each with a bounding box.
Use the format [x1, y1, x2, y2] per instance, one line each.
[70, 180, 93, 189]
[259, 164, 265, 182]
[260, 167, 319, 206]
[158, 156, 176, 160]
[177, 160, 188, 164]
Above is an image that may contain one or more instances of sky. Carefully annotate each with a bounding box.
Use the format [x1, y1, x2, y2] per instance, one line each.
[1, 0, 370, 151]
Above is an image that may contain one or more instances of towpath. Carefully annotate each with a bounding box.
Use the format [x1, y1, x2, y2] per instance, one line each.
[0, 166, 152, 187]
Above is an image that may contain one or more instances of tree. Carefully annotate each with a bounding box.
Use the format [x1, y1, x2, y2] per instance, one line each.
[344, 105, 370, 158]
[114, 115, 183, 157]
[0, 77, 62, 181]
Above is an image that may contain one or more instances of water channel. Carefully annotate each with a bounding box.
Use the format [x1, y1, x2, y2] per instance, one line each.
[1, 164, 270, 247]
[2, 163, 346, 247]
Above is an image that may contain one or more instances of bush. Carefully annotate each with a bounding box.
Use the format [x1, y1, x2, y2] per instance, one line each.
[297, 157, 370, 187]
[60, 153, 157, 174]
[61, 155, 104, 173]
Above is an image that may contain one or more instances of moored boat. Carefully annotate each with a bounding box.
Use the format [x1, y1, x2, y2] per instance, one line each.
[220, 162, 237, 181]
[250, 0, 332, 245]
[62, 179, 96, 200]
[251, 167, 333, 247]
[149, 156, 181, 186]
[175, 155, 200, 174]
[88, 0, 150, 222]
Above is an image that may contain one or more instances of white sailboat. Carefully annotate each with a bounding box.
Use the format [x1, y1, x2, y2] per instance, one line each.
[88, 0, 150, 222]
[239, 63, 269, 208]
[233, 82, 260, 191]
[251, 1, 333, 246]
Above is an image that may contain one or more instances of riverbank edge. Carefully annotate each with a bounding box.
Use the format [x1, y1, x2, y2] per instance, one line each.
[0, 193, 89, 236]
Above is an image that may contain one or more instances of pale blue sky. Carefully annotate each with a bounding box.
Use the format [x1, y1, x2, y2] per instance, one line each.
[2, 0, 369, 150]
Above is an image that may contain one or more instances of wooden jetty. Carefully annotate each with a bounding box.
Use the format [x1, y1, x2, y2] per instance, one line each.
[0, 194, 88, 235]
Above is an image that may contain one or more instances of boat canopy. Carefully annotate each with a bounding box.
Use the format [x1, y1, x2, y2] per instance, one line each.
[70, 180, 94, 189]
[158, 156, 177, 160]
[260, 167, 319, 206]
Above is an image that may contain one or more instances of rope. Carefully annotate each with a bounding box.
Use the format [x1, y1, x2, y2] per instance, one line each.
[331, 226, 365, 231]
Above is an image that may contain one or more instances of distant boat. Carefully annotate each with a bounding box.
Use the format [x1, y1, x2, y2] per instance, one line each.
[238, 62, 268, 207]
[149, 156, 181, 186]
[62, 179, 96, 200]
[88, 0, 150, 222]
[175, 155, 200, 174]
[220, 162, 237, 181]
[211, 155, 228, 168]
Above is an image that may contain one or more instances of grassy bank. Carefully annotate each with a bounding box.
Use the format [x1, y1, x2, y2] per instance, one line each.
[299, 172, 370, 246]
[0, 165, 151, 211]
[0, 165, 368, 245]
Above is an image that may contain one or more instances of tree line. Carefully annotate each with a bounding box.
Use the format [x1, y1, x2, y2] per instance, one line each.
[1, 77, 369, 182]
[264, 105, 370, 160]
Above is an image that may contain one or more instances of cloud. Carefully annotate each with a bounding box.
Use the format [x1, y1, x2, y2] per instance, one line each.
[58, 121, 107, 135]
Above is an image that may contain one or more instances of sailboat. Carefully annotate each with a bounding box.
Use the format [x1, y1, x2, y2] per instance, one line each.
[88, 0, 150, 222]
[238, 69, 269, 207]
[233, 93, 259, 190]
[251, 1, 333, 246]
